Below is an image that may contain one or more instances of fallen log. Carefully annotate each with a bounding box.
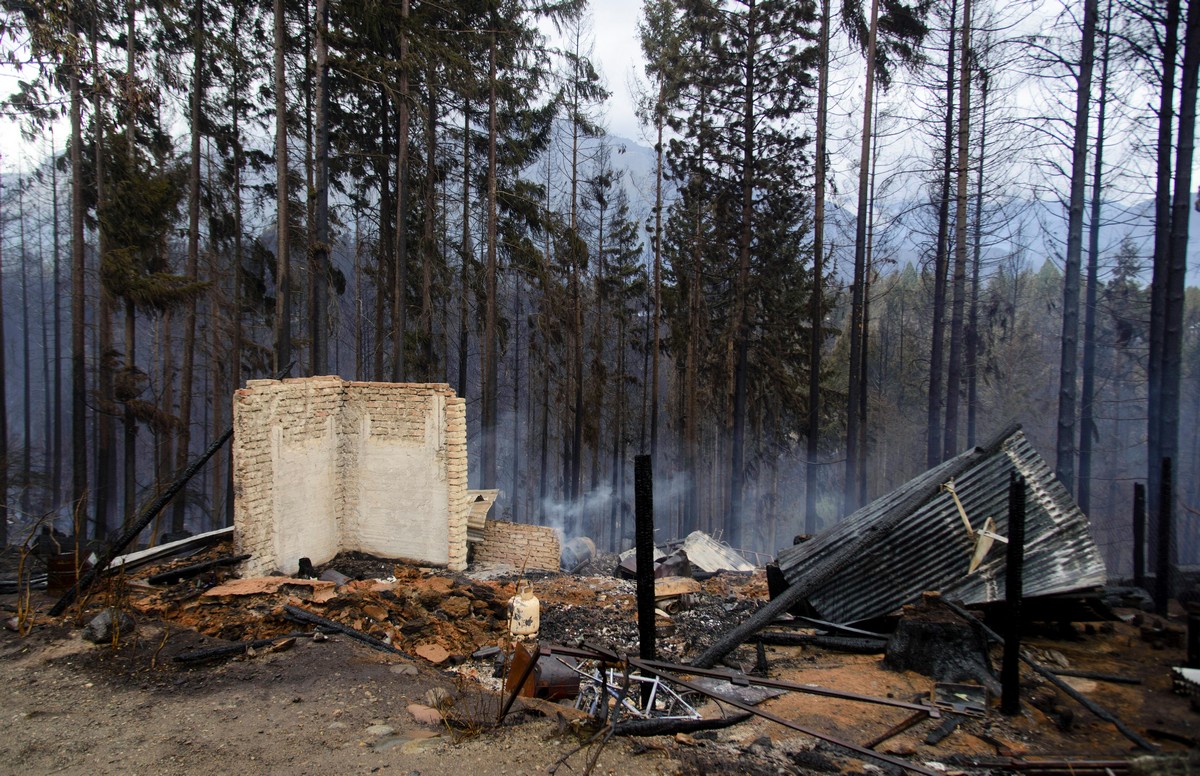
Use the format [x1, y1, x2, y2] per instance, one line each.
[282, 604, 414, 661]
[612, 712, 752, 737]
[149, 554, 251, 586]
[756, 632, 887, 654]
[174, 631, 311, 664]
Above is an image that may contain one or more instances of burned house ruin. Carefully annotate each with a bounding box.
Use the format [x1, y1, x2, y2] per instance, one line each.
[231, 376, 561, 577]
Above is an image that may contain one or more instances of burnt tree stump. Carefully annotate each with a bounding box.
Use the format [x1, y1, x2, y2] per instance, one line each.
[884, 594, 998, 691]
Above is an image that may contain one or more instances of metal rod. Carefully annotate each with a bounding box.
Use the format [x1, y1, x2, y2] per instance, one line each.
[629, 657, 942, 776]
[1046, 669, 1142, 685]
[636, 658, 936, 715]
[862, 708, 930, 749]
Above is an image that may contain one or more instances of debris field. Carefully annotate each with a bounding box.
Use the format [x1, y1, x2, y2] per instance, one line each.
[2, 533, 1196, 776]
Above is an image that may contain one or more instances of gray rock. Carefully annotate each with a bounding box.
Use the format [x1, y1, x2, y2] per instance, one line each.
[82, 608, 137, 644]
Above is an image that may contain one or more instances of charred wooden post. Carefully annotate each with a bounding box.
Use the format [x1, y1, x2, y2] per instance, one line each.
[613, 712, 752, 737]
[1188, 614, 1200, 669]
[634, 454, 656, 705]
[1002, 472, 1026, 715]
[1155, 457, 1173, 615]
[1133, 482, 1146, 590]
[634, 455, 656, 661]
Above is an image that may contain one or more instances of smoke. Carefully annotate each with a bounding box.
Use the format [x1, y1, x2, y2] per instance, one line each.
[539, 485, 615, 542]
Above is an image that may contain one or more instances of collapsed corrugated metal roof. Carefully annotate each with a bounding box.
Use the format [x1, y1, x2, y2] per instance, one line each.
[776, 426, 1107, 624]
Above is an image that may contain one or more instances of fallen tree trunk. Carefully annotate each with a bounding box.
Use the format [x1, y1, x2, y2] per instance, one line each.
[613, 712, 752, 737]
[149, 554, 250, 586]
[174, 631, 309, 664]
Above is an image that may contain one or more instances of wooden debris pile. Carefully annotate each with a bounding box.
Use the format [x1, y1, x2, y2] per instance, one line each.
[123, 543, 512, 661]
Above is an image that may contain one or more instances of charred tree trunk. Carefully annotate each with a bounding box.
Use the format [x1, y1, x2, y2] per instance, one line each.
[311, 0, 330, 375]
[927, 0, 957, 469]
[1147, 0, 1180, 560]
[807, 0, 830, 535]
[175, 0, 204, 533]
[482, 21, 499, 490]
[70, 38, 89, 533]
[943, 0, 971, 461]
[273, 0, 291, 374]
[846, 0, 880, 513]
[1079, 0, 1112, 516]
[966, 70, 988, 448]
[884, 595, 997, 690]
[392, 0, 411, 383]
[729, 0, 758, 550]
[92, 24, 115, 540]
[1055, 0, 1098, 493]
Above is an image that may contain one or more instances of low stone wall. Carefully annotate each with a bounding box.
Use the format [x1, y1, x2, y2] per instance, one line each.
[233, 377, 468, 576]
[472, 519, 561, 572]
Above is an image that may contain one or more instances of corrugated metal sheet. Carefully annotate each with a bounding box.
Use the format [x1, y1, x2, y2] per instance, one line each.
[680, 531, 756, 573]
[776, 427, 1107, 624]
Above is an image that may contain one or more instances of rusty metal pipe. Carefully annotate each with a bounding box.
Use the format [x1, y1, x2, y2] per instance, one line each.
[629, 657, 942, 776]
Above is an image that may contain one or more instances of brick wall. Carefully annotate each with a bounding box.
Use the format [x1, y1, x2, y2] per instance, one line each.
[472, 519, 561, 572]
[233, 377, 469, 576]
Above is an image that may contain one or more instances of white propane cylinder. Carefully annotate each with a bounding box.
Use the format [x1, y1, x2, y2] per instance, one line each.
[508, 584, 540, 638]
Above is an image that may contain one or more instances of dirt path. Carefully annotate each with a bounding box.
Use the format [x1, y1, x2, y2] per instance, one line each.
[0, 613, 683, 776]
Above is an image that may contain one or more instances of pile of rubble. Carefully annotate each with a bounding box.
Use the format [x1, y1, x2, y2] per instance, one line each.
[77, 532, 765, 670]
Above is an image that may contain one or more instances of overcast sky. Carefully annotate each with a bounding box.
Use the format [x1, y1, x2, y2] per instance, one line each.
[587, 1, 651, 143]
